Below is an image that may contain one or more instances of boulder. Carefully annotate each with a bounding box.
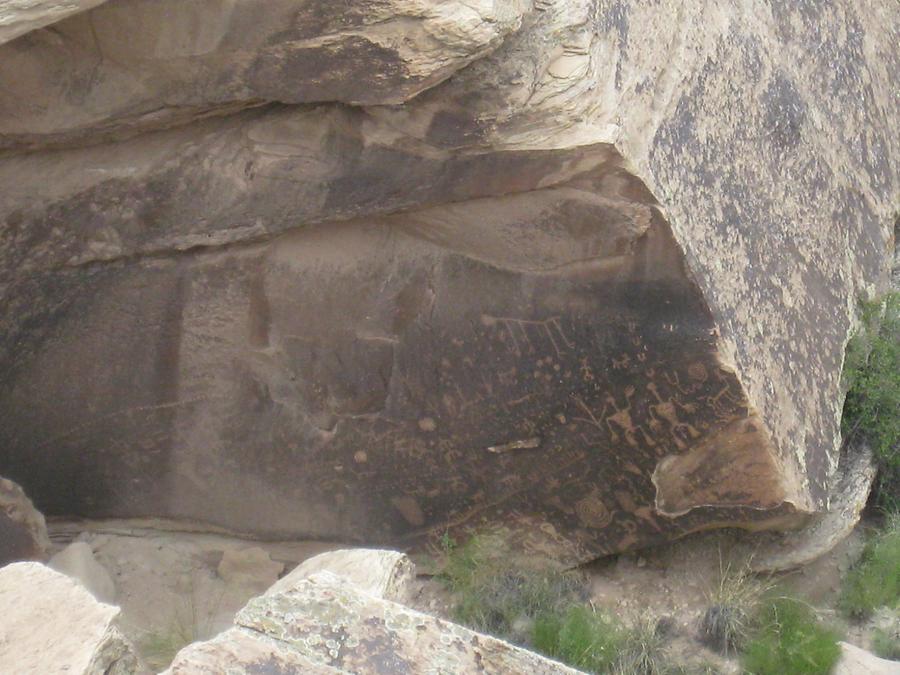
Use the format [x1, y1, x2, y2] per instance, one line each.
[0, 562, 137, 674]
[0, 475, 50, 566]
[835, 641, 900, 675]
[48, 540, 116, 603]
[268, 549, 415, 602]
[166, 570, 580, 674]
[0, 1, 897, 566]
[0, 0, 107, 46]
[216, 546, 284, 591]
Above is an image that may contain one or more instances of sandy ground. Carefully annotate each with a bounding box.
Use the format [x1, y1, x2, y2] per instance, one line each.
[47, 518, 881, 673]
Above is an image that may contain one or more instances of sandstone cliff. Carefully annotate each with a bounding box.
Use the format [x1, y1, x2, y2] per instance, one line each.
[0, 0, 896, 564]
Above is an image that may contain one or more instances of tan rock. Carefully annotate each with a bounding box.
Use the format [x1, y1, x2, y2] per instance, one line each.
[0, 562, 137, 674]
[0, 476, 49, 567]
[267, 549, 415, 602]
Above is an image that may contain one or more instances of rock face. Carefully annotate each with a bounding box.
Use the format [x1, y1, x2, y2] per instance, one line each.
[166, 570, 580, 675]
[0, 0, 529, 149]
[0, 1, 897, 564]
[0, 0, 107, 46]
[0, 562, 137, 674]
[0, 475, 50, 566]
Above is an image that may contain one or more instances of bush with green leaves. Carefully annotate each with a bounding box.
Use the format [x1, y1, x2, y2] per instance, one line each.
[741, 597, 842, 675]
[440, 534, 677, 673]
[873, 628, 900, 660]
[533, 605, 625, 673]
[842, 292, 900, 512]
[840, 516, 900, 619]
[438, 533, 584, 642]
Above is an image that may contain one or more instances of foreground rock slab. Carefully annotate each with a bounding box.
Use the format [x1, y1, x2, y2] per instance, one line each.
[165, 628, 344, 675]
[0, 475, 49, 566]
[0, 562, 137, 674]
[167, 570, 579, 675]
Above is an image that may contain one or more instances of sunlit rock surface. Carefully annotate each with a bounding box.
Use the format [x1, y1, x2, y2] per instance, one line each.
[0, 562, 137, 674]
[0, 0, 897, 564]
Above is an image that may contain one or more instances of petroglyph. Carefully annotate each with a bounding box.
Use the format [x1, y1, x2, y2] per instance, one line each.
[486, 437, 541, 454]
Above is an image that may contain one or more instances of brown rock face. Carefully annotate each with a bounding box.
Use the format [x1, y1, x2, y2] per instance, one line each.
[0, 1, 896, 564]
[0, 146, 799, 563]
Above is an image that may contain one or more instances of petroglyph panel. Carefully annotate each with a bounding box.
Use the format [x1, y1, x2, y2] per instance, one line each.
[0, 166, 797, 563]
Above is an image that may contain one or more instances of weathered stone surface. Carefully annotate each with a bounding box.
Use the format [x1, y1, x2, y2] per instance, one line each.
[0, 1, 896, 565]
[0, 562, 137, 674]
[835, 641, 900, 675]
[165, 628, 345, 675]
[0, 475, 49, 566]
[0, 0, 530, 149]
[0, 146, 802, 563]
[268, 549, 415, 602]
[48, 540, 116, 603]
[750, 444, 877, 572]
[167, 571, 580, 674]
[0, 0, 106, 46]
[366, 0, 900, 513]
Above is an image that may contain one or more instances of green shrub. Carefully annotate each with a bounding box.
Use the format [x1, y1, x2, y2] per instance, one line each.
[873, 627, 900, 661]
[871, 607, 900, 660]
[438, 534, 583, 642]
[842, 292, 900, 512]
[533, 605, 624, 673]
[840, 517, 900, 619]
[441, 535, 683, 673]
[741, 598, 842, 675]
